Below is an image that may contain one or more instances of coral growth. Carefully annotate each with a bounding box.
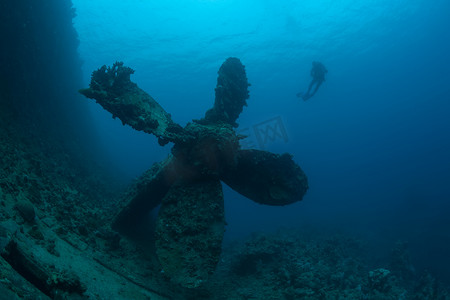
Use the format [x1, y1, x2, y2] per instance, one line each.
[80, 58, 308, 288]
[193, 229, 450, 299]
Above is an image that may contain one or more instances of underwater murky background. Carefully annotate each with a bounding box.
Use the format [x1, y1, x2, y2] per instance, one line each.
[72, 0, 450, 278]
[2, 0, 450, 297]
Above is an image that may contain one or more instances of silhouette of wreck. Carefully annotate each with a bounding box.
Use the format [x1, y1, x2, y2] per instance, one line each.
[79, 57, 308, 288]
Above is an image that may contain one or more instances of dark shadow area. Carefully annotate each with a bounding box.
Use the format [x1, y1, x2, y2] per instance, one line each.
[0, 0, 125, 277]
[0, 0, 123, 215]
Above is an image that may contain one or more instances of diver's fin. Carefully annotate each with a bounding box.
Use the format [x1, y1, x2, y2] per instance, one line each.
[302, 93, 311, 101]
[296, 92, 303, 98]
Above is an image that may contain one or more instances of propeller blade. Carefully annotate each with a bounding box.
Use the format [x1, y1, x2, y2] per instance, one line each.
[112, 156, 177, 235]
[155, 178, 225, 288]
[221, 149, 308, 205]
[199, 57, 250, 127]
[79, 62, 182, 143]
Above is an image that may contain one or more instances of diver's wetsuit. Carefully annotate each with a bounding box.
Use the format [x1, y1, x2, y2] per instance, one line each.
[303, 61, 327, 100]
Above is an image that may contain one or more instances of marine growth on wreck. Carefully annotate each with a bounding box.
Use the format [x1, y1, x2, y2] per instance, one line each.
[79, 57, 309, 287]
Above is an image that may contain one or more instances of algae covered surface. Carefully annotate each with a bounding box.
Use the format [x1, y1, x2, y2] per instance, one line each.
[187, 229, 449, 300]
[2, 0, 450, 298]
[0, 108, 449, 298]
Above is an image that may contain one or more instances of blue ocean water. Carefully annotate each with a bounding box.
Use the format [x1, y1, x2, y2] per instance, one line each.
[72, 0, 450, 277]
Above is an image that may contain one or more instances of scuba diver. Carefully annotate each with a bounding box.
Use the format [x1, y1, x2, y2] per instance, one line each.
[297, 61, 327, 101]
